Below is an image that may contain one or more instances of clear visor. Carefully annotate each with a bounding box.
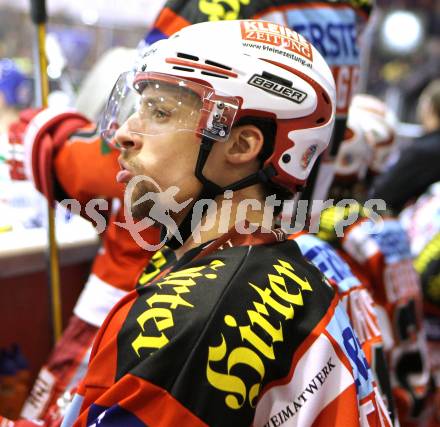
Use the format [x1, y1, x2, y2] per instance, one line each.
[99, 71, 239, 144]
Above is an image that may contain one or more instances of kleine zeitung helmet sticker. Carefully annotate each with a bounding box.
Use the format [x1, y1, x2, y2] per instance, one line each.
[240, 20, 314, 62]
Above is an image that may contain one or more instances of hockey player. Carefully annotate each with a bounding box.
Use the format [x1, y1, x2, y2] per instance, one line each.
[13, 0, 373, 421]
[400, 183, 440, 426]
[146, 13, 393, 410]
[316, 94, 432, 426]
[289, 229, 395, 422]
[36, 20, 390, 427]
[0, 58, 32, 182]
[15, 72, 160, 422]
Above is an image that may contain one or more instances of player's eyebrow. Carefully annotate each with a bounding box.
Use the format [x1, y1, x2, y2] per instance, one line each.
[141, 96, 157, 106]
[141, 94, 180, 107]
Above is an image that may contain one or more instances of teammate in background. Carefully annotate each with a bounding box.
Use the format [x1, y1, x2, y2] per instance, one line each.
[0, 52, 33, 408]
[317, 94, 432, 426]
[289, 229, 396, 419]
[0, 58, 32, 182]
[14, 51, 160, 422]
[371, 80, 440, 213]
[400, 183, 440, 426]
[13, 0, 373, 422]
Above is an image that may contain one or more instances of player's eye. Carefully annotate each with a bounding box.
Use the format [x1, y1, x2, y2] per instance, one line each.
[153, 108, 170, 121]
[139, 100, 171, 123]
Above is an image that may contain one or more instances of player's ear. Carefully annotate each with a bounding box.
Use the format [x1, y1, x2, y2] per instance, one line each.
[225, 125, 264, 165]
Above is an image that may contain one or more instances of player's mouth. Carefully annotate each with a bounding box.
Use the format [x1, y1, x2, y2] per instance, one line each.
[117, 159, 135, 184]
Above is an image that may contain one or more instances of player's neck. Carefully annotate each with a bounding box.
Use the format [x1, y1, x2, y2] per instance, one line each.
[174, 186, 270, 259]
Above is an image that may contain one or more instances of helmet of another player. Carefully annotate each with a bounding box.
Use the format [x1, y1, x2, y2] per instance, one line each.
[335, 94, 396, 181]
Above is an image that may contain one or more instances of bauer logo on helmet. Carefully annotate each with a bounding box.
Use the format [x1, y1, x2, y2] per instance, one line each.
[248, 73, 308, 104]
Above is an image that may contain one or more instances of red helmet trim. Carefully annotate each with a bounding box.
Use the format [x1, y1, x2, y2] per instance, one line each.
[165, 58, 238, 78]
[259, 59, 333, 190]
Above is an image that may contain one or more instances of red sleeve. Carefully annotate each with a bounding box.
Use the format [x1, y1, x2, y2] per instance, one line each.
[0, 416, 55, 426]
[53, 124, 123, 206]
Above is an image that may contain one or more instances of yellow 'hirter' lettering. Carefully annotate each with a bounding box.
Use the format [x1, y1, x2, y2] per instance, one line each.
[132, 260, 225, 357]
[138, 250, 168, 285]
[206, 259, 313, 409]
[206, 334, 265, 410]
[199, 0, 250, 21]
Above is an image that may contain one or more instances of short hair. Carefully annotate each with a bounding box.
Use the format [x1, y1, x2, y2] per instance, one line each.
[420, 79, 440, 121]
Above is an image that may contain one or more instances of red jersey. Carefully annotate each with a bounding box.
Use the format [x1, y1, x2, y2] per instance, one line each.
[317, 205, 431, 425]
[291, 232, 396, 423]
[60, 228, 390, 426]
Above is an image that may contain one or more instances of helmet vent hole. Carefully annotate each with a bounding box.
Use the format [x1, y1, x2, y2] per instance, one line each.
[282, 154, 291, 163]
[316, 117, 325, 124]
[205, 59, 232, 71]
[261, 71, 292, 87]
[201, 71, 228, 79]
[177, 52, 199, 61]
[173, 66, 195, 72]
[322, 92, 330, 104]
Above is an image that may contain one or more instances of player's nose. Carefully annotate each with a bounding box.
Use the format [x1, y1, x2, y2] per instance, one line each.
[114, 121, 143, 151]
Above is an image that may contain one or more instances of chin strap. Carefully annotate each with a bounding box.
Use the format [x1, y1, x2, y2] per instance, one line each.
[163, 134, 277, 249]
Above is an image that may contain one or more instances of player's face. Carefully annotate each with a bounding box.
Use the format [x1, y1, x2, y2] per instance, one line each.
[115, 84, 203, 220]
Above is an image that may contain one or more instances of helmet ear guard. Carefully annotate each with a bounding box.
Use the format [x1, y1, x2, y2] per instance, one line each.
[258, 61, 334, 192]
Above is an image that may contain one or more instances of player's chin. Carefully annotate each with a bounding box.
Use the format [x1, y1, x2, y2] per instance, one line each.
[129, 199, 155, 222]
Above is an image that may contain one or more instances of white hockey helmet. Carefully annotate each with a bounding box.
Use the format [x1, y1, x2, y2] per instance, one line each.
[101, 20, 335, 193]
[350, 94, 396, 175]
[334, 122, 373, 181]
[335, 94, 396, 180]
